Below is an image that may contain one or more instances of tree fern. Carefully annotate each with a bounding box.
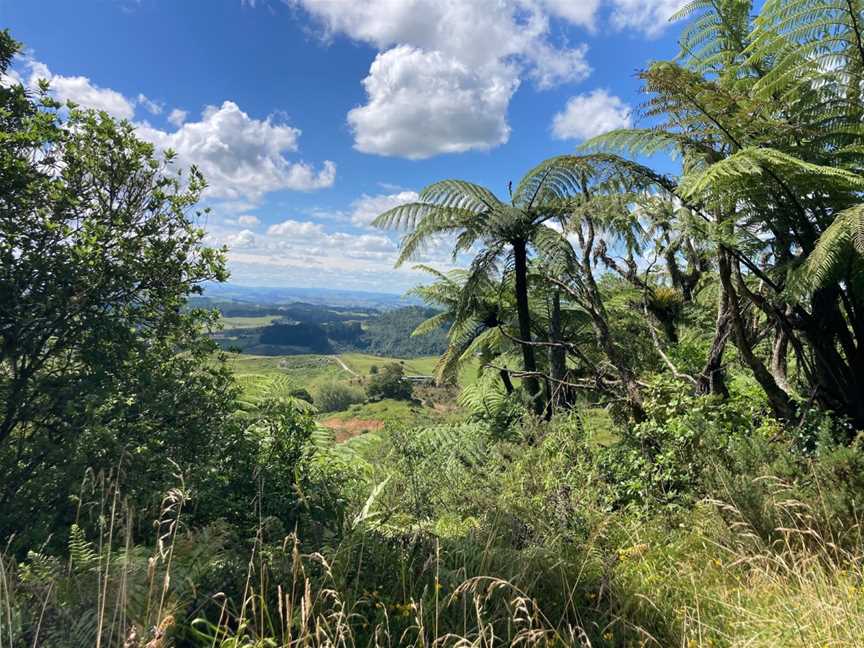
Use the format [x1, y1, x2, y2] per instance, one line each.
[791, 203, 864, 296]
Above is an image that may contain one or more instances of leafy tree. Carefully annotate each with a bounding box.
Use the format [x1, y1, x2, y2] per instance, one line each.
[0, 30, 234, 548]
[259, 322, 334, 353]
[194, 398, 319, 534]
[366, 363, 414, 401]
[360, 305, 448, 356]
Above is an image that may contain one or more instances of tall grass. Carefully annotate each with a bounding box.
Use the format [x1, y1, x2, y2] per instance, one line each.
[2, 468, 863, 646]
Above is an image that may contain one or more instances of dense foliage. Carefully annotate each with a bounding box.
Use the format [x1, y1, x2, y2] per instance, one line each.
[365, 362, 415, 401]
[0, 30, 236, 550]
[377, 0, 864, 427]
[4, 1, 864, 646]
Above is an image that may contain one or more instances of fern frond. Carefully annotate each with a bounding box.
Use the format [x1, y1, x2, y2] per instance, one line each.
[791, 203, 864, 295]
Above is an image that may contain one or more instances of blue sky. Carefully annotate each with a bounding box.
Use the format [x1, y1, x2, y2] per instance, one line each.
[2, 0, 686, 294]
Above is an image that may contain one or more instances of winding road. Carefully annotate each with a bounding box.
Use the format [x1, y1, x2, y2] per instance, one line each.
[331, 355, 358, 377]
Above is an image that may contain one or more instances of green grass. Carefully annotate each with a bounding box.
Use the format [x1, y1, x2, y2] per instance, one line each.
[220, 315, 281, 329]
[338, 353, 438, 376]
[225, 352, 464, 428]
[323, 398, 427, 425]
[580, 407, 619, 447]
[226, 354, 346, 401]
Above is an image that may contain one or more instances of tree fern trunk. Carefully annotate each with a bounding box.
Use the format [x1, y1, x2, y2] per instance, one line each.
[512, 239, 544, 414]
[717, 248, 795, 420]
[697, 288, 731, 398]
[547, 289, 569, 409]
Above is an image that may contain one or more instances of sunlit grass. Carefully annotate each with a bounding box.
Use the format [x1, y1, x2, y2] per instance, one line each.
[219, 315, 282, 330]
[338, 352, 439, 376]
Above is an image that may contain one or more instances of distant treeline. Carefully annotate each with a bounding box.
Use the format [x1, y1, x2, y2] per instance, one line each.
[190, 297, 379, 322]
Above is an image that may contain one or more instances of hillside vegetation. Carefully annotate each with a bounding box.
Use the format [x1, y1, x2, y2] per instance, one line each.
[4, 3, 864, 646]
[215, 303, 449, 357]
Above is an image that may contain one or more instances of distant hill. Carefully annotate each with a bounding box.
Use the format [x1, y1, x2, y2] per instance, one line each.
[199, 282, 422, 310]
[210, 299, 448, 358]
[361, 306, 449, 357]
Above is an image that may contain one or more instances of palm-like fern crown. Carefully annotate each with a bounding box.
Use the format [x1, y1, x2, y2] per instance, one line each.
[408, 265, 508, 382]
[582, 0, 864, 296]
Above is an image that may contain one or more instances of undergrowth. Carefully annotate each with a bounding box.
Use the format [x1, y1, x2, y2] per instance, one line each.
[3, 392, 863, 647]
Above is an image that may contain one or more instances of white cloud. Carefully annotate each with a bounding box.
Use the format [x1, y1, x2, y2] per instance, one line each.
[1, 67, 23, 87]
[551, 89, 632, 140]
[237, 214, 261, 226]
[207, 203, 471, 291]
[350, 190, 419, 227]
[348, 46, 518, 159]
[26, 60, 136, 120]
[266, 219, 326, 238]
[291, 0, 593, 158]
[222, 217, 400, 266]
[609, 0, 686, 38]
[538, 0, 602, 29]
[292, 0, 594, 69]
[526, 41, 591, 89]
[167, 108, 187, 127]
[137, 93, 163, 115]
[223, 229, 258, 249]
[136, 101, 335, 201]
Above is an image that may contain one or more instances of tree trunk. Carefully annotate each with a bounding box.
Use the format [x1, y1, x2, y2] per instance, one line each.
[717, 248, 795, 420]
[512, 239, 544, 414]
[499, 368, 514, 394]
[696, 288, 731, 397]
[547, 290, 569, 410]
[770, 323, 791, 395]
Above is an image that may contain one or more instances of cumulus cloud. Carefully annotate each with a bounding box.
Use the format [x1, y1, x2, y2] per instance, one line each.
[167, 108, 187, 127]
[237, 214, 261, 226]
[136, 101, 336, 201]
[551, 89, 632, 140]
[609, 0, 687, 38]
[348, 46, 517, 159]
[223, 229, 258, 249]
[291, 0, 594, 158]
[26, 60, 136, 120]
[221, 218, 399, 267]
[538, 0, 602, 29]
[1, 66, 23, 87]
[137, 94, 163, 115]
[349, 190, 419, 227]
[266, 218, 326, 238]
[208, 204, 470, 291]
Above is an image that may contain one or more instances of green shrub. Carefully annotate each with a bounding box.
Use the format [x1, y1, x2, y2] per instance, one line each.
[314, 381, 365, 412]
[290, 387, 315, 404]
[366, 363, 413, 401]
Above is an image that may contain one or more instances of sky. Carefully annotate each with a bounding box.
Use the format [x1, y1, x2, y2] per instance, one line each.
[2, 0, 687, 294]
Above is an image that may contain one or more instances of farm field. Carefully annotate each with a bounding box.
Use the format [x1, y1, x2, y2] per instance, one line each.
[219, 315, 282, 329]
[226, 352, 464, 438]
[337, 352, 438, 376]
[225, 352, 439, 381]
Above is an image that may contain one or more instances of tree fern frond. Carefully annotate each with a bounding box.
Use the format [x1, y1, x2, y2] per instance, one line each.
[412, 311, 450, 337]
[679, 146, 864, 201]
[419, 179, 504, 212]
[791, 203, 864, 296]
[531, 224, 577, 273]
